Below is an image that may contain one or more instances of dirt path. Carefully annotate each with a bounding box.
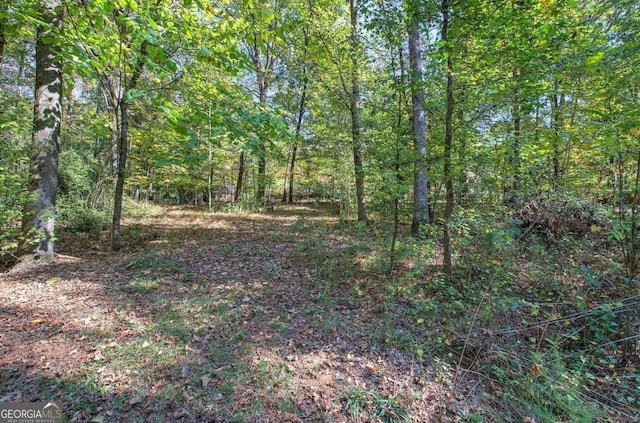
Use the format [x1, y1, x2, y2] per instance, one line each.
[0, 205, 461, 422]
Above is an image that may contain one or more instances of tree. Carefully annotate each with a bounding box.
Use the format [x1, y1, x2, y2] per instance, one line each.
[350, 0, 368, 223]
[18, 0, 63, 258]
[441, 0, 454, 276]
[64, 0, 240, 250]
[407, 0, 431, 234]
[237, 0, 288, 203]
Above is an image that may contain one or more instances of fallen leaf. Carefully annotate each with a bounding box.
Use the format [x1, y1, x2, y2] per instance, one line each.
[30, 318, 47, 326]
[201, 373, 211, 388]
[90, 415, 104, 423]
[173, 409, 191, 419]
[129, 395, 143, 405]
[530, 363, 543, 377]
[46, 277, 63, 285]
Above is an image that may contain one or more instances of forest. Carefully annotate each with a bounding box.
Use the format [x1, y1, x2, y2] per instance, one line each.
[0, 0, 639, 421]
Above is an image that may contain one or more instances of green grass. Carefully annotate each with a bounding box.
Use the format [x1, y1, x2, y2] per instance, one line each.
[118, 278, 160, 294]
[342, 386, 409, 423]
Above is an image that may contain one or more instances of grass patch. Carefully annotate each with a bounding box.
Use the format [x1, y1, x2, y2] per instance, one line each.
[118, 278, 160, 294]
[342, 385, 409, 422]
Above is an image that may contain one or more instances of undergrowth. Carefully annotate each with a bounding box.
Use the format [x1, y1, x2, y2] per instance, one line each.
[305, 210, 639, 422]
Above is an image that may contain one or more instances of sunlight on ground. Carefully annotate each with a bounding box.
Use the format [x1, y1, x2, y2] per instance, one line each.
[1, 204, 637, 422]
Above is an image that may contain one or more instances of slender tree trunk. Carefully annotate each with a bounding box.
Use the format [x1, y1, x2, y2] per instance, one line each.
[19, 0, 63, 258]
[288, 73, 308, 204]
[550, 89, 565, 189]
[98, 85, 120, 175]
[456, 85, 470, 201]
[247, 11, 273, 205]
[256, 77, 268, 202]
[289, 31, 310, 204]
[111, 40, 147, 252]
[389, 45, 405, 274]
[208, 146, 213, 209]
[112, 101, 129, 252]
[282, 146, 290, 202]
[288, 145, 297, 203]
[510, 69, 522, 208]
[208, 106, 213, 209]
[350, 0, 368, 224]
[257, 149, 266, 201]
[627, 146, 640, 278]
[234, 151, 245, 202]
[408, 6, 430, 234]
[441, 0, 455, 276]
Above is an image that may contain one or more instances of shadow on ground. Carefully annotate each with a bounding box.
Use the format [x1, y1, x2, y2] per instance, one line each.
[1, 204, 459, 422]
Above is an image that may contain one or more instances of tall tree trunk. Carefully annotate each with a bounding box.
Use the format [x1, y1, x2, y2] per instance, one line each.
[255, 73, 268, 202]
[111, 101, 129, 252]
[441, 0, 455, 276]
[257, 148, 266, 201]
[288, 145, 298, 203]
[510, 69, 522, 208]
[389, 44, 406, 273]
[350, 0, 368, 224]
[288, 73, 308, 204]
[282, 146, 290, 202]
[287, 30, 309, 204]
[234, 151, 245, 202]
[408, 5, 430, 234]
[207, 105, 213, 209]
[19, 0, 63, 258]
[248, 11, 273, 204]
[208, 144, 213, 209]
[550, 89, 565, 189]
[111, 40, 147, 252]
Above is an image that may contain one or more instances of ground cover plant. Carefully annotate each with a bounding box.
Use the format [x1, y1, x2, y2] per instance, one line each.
[1, 203, 638, 422]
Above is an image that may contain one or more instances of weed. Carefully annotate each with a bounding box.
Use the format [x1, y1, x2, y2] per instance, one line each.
[343, 385, 369, 419]
[289, 217, 309, 233]
[341, 386, 409, 422]
[489, 348, 603, 422]
[118, 278, 160, 294]
[123, 252, 182, 274]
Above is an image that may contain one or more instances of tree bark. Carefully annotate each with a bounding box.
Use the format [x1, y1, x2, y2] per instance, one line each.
[19, 0, 63, 258]
[441, 0, 455, 277]
[350, 0, 368, 224]
[234, 151, 245, 202]
[408, 5, 431, 234]
[288, 145, 298, 203]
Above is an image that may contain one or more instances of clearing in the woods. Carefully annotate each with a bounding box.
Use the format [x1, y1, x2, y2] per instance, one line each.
[1, 204, 638, 422]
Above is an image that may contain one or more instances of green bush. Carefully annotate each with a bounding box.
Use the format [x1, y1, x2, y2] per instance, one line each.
[56, 148, 112, 234]
[0, 166, 32, 253]
[57, 197, 110, 233]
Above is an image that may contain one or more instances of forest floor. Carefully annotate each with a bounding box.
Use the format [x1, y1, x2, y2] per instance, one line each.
[1, 202, 638, 422]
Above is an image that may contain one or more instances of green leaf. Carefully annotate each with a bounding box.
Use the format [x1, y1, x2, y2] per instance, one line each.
[124, 89, 146, 101]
